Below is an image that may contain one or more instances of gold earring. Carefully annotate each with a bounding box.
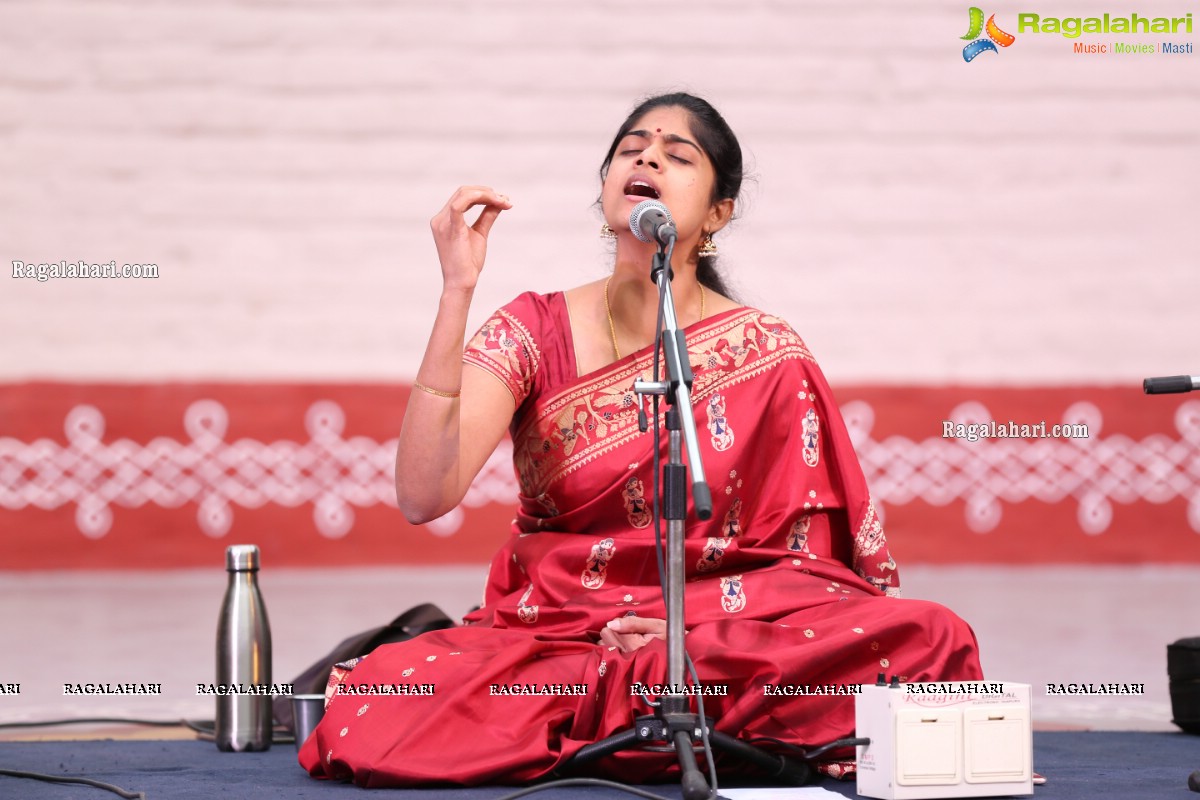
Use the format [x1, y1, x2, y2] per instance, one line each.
[600, 223, 617, 240]
[698, 234, 718, 258]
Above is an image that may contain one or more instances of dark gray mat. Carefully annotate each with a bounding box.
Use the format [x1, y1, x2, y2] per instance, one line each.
[0, 732, 1197, 799]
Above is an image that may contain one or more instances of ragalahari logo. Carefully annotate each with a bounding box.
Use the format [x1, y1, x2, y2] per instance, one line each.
[962, 7, 1016, 61]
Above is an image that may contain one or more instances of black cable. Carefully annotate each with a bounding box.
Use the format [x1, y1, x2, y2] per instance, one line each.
[495, 776, 676, 800]
[0, 716, 299, 800]
[804, 737, 868, 761]
[184, 719, 294, 744]
[0, 717, 185, 729]
[0, 768, 146, 800]
[743, 735, 868, 762]
[0, 716, 294, 744]
[685, 653, 719, 795]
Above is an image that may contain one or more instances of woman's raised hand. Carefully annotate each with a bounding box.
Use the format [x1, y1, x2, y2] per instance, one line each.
[429, 186, 512, 292]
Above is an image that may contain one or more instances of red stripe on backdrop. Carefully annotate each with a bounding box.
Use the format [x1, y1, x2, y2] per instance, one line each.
[836, 385, 1200, 564]
[0, 382, 514, 570]
[1, 382, 1198, 569]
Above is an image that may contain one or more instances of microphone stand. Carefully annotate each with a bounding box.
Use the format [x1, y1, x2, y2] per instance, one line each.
[1145, 375, 1200, 794]
[558, 239, 814, 799]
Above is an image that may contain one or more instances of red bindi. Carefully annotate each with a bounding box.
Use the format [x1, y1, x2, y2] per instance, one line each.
[656, 128, 661, 132]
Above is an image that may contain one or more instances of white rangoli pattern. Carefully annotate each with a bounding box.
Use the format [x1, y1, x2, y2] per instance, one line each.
[2, 398, 1198, 539]
[0, 400, 514, 540]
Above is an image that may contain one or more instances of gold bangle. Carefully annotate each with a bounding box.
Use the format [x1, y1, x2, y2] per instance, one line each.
[413, 381, 461, 399]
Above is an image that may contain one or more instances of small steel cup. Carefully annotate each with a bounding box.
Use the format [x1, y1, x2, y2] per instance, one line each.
[291, 694, 326, 751]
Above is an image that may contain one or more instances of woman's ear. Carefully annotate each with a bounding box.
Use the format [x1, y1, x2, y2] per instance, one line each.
[707, 198, 735, 234]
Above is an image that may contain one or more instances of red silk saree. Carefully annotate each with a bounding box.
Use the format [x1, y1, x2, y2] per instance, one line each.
[299, 292, 982, 786]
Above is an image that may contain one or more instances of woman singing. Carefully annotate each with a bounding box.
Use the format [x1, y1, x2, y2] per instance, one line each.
[300, 92, 983, 786]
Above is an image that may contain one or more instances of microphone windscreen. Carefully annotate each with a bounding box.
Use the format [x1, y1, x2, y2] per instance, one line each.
[629, 200, 672, 244]
[1143, 376, 1194, 394]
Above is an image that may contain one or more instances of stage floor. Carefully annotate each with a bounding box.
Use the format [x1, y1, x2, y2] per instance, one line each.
[0, 732, 1196, 799]
[0, 565, 1191, 740]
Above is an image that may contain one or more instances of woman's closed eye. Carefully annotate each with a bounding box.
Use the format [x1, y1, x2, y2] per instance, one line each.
[621, 149, 690, 165]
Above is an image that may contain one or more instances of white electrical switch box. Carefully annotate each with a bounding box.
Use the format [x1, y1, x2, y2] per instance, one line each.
[855, 681, 1032, 799]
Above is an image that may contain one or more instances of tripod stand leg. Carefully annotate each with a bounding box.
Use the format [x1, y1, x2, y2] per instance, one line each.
[559, 715, 817, 791]
[563, 726, 645, 768]
[672, 728, 711, 800]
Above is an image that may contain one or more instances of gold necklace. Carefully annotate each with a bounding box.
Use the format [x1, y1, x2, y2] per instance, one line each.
[604, 278, 705, 360]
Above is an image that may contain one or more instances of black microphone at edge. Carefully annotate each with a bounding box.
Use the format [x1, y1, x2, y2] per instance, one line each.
[629, 199, 677, 247]
[1143, 375, 1200, 394]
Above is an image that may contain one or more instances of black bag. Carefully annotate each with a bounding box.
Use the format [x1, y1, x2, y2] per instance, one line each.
[1168, 636, 1200, 734]
[273, 602, 457, 733]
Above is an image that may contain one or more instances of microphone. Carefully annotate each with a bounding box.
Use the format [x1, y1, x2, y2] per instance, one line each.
[629, 200, 677, 246]
[1143, 375, 1200, 394]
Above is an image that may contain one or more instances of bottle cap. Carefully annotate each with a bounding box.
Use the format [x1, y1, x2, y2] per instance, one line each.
[225, 544, 261, 571]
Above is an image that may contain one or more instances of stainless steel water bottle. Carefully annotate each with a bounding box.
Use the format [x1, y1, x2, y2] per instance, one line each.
[215, 544, 272, 751]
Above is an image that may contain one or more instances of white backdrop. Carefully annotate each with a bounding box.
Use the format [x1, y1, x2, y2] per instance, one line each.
[1, 1, 1196, 385]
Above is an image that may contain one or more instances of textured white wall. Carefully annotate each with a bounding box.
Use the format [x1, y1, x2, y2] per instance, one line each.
[1, 1, 1196, 384]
